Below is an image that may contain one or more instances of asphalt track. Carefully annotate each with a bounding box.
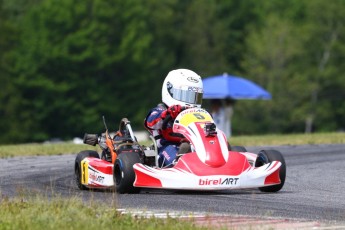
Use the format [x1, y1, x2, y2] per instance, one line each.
[1, 144, 344, 225]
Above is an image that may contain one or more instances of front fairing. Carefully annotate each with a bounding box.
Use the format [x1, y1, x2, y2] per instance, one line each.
[133, 108, 282, 190]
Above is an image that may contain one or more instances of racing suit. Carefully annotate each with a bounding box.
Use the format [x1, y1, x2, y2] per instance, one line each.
[144, 103, 185, 167]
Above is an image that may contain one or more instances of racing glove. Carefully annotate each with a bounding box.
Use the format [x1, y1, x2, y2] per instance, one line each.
[167, 105, 182, 119]
[161, 105, 183, 120]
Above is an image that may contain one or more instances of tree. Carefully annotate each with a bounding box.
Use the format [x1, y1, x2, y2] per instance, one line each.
[301, 0, 345, 132]
[0, 0, 22, 142]
[239, 10, 306, 134]
[2, 0, 345, 143]
[237, 0, 345, 134]
[7, 0, 182, 142]
[177, 0, 228, 76]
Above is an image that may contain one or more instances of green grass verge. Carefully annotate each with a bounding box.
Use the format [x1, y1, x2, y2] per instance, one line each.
[1, 132, 344, 158]
[230, 132, 345, 147]
[0, 194, 202, 230]
[0, 142, 98, 158]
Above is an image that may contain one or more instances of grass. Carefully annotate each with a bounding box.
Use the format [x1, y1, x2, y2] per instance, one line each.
[0, 194, 203, 230]
[0, 142, 98, 158]
[230, 132, 345, 146]
[0, 132, 344, 158]
[0, 143, 207, 230]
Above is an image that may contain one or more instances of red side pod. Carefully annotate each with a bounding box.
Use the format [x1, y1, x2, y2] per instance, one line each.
[264, 163, 281, 185]
[88, 158, 113, 175]
[133, 165, 163, 188]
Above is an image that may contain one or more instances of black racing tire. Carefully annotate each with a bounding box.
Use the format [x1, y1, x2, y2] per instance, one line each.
[75, 150, 100, 190]
[255, 149, 286, 192]
[231, 146, 247, 152]
[114, 152, 141, 194]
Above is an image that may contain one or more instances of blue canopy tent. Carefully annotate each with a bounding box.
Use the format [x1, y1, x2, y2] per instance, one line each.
[203, 74, 272, 100]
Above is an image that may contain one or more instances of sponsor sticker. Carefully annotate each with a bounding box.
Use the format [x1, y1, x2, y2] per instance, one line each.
[162, 150, 171, 160]
[89, 173, 105, 184]
[179, 111, 213, 126]
[187, 86, 202, 92]
[187, 76, 199, 83]
[198, 177, 239, 186]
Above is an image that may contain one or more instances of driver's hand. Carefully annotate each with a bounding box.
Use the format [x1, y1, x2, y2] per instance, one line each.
[167, 105, 182, 118]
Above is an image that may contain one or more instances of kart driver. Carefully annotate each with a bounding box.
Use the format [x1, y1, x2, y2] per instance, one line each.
[144, 69, 203, 167]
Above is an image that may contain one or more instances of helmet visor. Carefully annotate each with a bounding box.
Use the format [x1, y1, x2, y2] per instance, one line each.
[168, 85, 203, 105]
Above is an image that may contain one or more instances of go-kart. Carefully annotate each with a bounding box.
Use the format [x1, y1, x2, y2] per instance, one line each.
[75, 108, 286, 194]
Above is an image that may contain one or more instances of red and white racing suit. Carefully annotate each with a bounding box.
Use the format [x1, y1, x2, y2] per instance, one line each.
[144, 103, 184, 167]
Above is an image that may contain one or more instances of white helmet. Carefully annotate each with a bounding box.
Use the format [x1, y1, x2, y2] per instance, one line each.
[162, 69, 203, 107]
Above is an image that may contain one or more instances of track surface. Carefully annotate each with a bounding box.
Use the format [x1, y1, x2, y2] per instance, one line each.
[1, 144, 344, 224]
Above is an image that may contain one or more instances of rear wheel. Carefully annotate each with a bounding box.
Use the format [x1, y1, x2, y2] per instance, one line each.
[255, 149, 286, 192]
[114, 153, 141, 194]
[75, 150, 99, 190]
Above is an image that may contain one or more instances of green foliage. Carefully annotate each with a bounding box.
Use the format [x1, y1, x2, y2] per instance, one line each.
[236, 0, 345, 134]
[0, 0, 21, 143]
[0, 0, 345, 143]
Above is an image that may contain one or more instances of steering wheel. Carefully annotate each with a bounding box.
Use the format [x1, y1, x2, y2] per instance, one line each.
[117, 118, 137, 142]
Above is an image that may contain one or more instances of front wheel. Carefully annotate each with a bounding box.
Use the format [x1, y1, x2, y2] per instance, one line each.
[255, 149, 286, 192]
[114, 153, 141, 194]
[75, 150, 100, 190]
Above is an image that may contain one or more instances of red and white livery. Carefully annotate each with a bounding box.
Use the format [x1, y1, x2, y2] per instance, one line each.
[133, 108, 283, 191]
[75, 108, 286, 193]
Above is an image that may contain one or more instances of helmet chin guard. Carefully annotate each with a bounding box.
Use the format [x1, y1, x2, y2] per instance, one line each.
[162, 69, 203, 107]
